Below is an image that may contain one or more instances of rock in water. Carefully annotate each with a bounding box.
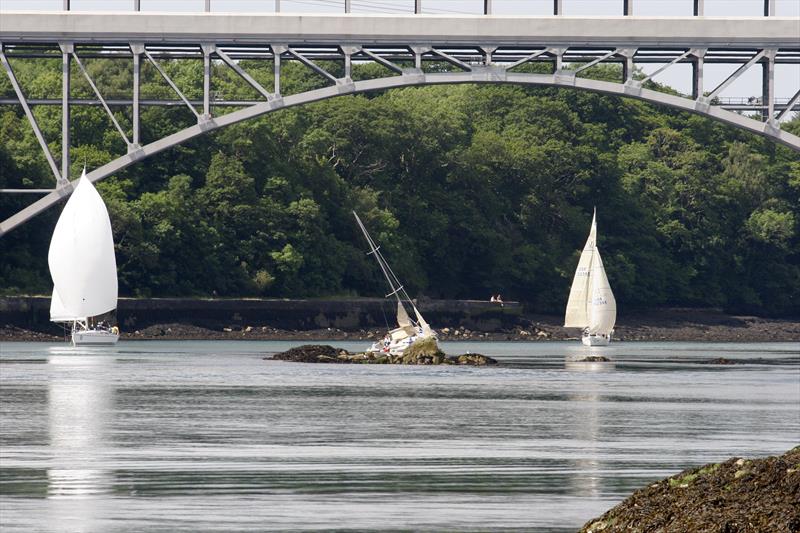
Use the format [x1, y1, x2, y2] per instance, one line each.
[455, 353, 498, 365]
[270, 344, 351, 363]
[580, 446, 800, 533]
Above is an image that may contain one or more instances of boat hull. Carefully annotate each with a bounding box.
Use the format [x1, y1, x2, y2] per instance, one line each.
[72, 330, 119, 346]
[367, 334, 437, 356]
[582, 333, 611, 346]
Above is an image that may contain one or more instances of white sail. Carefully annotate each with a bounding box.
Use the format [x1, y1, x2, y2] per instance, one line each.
[564, 211, 597, 328]
[412, 305, 432, 337]
[48, 170, 118, 322]
[587, 250, 616, 335]
[49, 287, 72, 322]
[396, 301, 411, 328]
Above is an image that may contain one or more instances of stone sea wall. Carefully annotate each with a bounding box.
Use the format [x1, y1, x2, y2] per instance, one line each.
[0, 296, 522, 333]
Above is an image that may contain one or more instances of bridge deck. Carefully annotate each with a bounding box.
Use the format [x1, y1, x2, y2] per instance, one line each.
[1, 12, 799, 48]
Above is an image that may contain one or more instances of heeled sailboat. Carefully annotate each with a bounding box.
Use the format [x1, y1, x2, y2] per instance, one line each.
[564, 209, 616, 346]
[353, 212, 437, 355]
[48, 169, 120, 346]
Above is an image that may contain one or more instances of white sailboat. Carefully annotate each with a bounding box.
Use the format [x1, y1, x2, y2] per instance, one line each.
[564, 209, 616, 346]
[48, 169, 120, 346]
[353, 212, 437, 355]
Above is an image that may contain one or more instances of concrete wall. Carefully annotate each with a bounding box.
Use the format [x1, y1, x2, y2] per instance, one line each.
[0, 296, 522, 332]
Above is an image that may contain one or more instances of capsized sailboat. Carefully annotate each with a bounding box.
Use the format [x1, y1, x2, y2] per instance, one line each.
[48, 169, 120, 346]
[564, 209, 616, 346]
[353, 212, 437, 355]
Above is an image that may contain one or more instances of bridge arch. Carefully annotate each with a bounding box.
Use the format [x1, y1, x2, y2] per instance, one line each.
[2, 70, 799, 235]
[1, 12, 799, 234]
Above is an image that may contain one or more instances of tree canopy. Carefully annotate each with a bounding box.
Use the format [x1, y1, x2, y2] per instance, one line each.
[1, 56, 798, 315]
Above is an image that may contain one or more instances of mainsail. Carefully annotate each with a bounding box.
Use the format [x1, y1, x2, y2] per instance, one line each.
[564, 210, 616, 335]
[564, 211, 597, 328]
[48, 170, 118, 322]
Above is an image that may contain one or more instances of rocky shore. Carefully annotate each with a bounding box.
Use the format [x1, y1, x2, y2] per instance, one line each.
[1, 308, 798, 343]
[268, 341, 497, 366]
[581, 447, 800, 533]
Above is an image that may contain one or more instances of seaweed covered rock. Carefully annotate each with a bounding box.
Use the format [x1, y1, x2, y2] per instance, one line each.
[455, 353, 498, 366]
[269, 341, 498, 366]
[270, 344, 351, 363]
[581, 446, 800, 533]
[395, 337, 447, 365]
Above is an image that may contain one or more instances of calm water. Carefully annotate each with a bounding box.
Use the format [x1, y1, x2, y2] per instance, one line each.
[0, 340, 798, 532]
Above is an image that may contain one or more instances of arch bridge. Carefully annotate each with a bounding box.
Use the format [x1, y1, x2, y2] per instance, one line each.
[1, 8, 799, 235]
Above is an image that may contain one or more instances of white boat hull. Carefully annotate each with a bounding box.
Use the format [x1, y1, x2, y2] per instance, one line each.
[367, 334, 437, 356]
[72, 330, 119, 346]
[582, 333, 611, 346]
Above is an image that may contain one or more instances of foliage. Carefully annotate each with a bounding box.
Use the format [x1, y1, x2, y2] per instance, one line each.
[1, 57, 799, 315]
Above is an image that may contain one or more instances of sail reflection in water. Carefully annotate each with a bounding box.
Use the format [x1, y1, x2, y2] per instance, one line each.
[47, 353, 115, 503]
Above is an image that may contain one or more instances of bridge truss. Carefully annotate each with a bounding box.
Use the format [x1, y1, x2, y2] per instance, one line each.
[0, 12, 799, 235]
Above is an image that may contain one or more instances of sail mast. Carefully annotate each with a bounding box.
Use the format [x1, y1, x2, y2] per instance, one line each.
[353, 212, 403, 302]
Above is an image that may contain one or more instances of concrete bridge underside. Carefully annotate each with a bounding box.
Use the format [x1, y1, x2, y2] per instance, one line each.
[0, 12, 799, 235]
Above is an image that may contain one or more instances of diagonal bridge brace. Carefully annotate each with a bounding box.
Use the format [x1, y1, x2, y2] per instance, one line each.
[143, 48, 202, 121]
[213, 45, 275, 101]
[0, 45, 64, 185]
[72, 50, 134, 151]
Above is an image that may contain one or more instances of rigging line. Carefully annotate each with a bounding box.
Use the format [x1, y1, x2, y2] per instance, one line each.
[353, 212, 402, 302]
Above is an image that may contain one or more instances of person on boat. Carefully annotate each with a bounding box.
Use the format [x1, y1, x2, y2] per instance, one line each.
[490, 295, 497, 302]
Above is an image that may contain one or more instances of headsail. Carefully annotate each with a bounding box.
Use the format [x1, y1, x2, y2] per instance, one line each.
[48, 169, 118, 322]
[587, 250, 616, 335]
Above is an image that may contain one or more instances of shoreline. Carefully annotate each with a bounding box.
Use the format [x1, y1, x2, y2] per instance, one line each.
[2, 308, 798, 343]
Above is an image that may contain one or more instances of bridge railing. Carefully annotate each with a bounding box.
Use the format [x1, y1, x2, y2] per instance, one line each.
[1, 0, 797, 16]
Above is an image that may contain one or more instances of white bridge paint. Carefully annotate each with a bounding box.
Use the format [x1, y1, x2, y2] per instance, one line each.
[1, 12, 799, 46]
[0, 12, 799, 235]
[2, 69, 798, 236]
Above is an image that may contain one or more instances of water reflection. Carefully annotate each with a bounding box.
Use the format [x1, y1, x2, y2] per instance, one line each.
[47, 354, 114, 505]
[564, 346, 616, 372]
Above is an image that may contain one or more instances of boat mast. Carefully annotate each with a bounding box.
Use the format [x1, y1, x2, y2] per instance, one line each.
[353, 212, 417, 316]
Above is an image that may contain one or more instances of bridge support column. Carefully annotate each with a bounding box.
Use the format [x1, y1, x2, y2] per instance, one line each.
[60, 43, 71, 184]
[483, 0, 491, 15]
[764, 0, 775, 16]
[134, 0, 140, 11]
[202, 44, 213, 119]
[131, 43, 143, 147]
[623, 0, 632, 16]
[63, 0, 69, 10]
[553, 0, 562, 15]
[345, 0, 350, 13]
[693, 0, 704, 15]
[762, 50, 775, 123]
[692, 49, 706, 100]
[415, 0, 421, 14]
[273, 45, 286, 96]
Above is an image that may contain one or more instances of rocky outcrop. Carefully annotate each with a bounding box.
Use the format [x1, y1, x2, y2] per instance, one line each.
[581, 446, 800, 533]
[268, 343, 497, 366]
[270, 344, 352, 364]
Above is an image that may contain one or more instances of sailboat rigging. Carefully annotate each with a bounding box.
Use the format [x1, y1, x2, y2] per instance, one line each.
[564, 209, 617, 346]
[353, 212, 436, 355]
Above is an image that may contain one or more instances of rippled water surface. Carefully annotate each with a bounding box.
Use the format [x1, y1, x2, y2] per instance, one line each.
[1, 340, 798, 532]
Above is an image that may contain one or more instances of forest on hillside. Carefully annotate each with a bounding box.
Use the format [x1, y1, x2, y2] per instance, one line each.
[1, 55, 799, 315]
